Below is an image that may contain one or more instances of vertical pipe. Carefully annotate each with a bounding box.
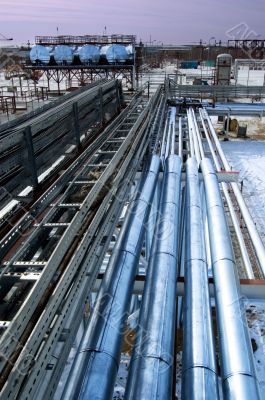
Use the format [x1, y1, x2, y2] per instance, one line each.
[182, 158, 219, 400]
[201, 158, 261, 400]
[63, 155, 160, 400]
[125, 155, 182, 400]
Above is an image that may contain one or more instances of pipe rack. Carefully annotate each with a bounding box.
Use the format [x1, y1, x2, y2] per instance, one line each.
[201, 158, 261, 400]
[125, 153, 182, 399]
[63, 155, 160, 399]
[0, 85, 164, 399]
[202, 109, 265, 277]
[0, 83, 264, 400]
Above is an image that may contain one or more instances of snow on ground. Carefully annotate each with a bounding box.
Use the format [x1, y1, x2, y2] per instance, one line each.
[221, 140, 265, 242]
[246, 301, 265, 397]
[220, 139, 265, 396]
[237, 69, 265, 86]
[220, 138, 265, 394]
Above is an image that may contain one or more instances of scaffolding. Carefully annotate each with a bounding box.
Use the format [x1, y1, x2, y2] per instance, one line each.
[24, 65, 136, 92]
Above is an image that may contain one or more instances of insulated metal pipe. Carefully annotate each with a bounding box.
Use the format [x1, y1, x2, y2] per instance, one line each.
[187, 108, 200, 163]
[182, 158, 219, 399]
[200, 181, 213, 276]
[201, 158, 261, 400]
[125, 155, 182, 400]
[62, 155, 160, 400]
[178, 117, 183, 161]
[191, 108, 204, 158]
[203, 109, 265, 277]
[170, 107, 176, 155]
[199, 109, 254, 279]
[187, 110, 195, 158]
[188, 110, 215, 277]
[161, 108, 170, 162]
[165, 107, 176, 159]
[146, 182, 161, 261]
[187, 110, 215, 277]
[176, 185, 187, 329]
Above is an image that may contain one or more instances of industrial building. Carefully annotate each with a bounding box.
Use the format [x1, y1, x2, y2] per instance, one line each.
[0, 33, 264, 400]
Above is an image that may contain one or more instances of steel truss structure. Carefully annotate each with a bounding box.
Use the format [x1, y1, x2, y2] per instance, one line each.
[24, 65, 136, 92]
[228, 39, 265, 49]
[228, 39, 265, 59]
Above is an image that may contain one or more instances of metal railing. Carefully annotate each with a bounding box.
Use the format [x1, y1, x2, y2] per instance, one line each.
[35, 34, 136, 46]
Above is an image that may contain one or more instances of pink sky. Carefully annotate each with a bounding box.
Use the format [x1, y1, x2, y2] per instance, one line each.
[0, 0, 264, 45]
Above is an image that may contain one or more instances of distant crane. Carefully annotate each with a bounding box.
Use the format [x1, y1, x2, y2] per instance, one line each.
[0, 33, 13, 41]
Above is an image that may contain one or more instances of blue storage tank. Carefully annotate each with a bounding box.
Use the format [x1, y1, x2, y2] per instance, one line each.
[54, 45, 74, 65]
[100, 45, 110, 63]
[72, 46, 79, 56]
[30, 45, 50, 65]
[48, 46, 55, 56]
[105, 44, 128, 64]
[126, 44, 134, 62]
[79, 45, 100, 64]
